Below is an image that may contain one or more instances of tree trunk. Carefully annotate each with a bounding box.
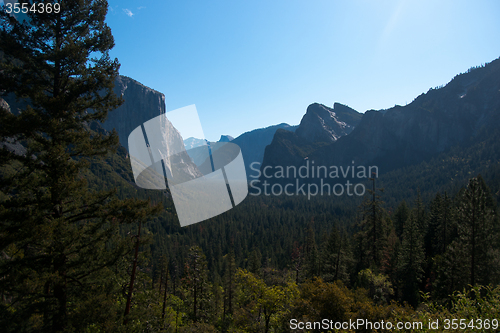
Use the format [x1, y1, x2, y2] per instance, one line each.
[124, 222, 141, 324]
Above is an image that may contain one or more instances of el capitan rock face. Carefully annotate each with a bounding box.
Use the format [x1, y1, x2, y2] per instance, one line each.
[4, 75, 171, 153]
[102, 75, 166, 151]
[2, 75, 202, 182]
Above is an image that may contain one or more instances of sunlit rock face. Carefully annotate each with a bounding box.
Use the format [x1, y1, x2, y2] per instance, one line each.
[295, 103, 361, 143]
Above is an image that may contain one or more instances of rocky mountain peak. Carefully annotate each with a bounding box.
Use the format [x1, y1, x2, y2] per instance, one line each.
[295, 102, 361, 143]
[218, 135, 234, 142]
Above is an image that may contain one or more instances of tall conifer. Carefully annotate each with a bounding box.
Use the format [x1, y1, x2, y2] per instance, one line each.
[0, 1, 160, 331]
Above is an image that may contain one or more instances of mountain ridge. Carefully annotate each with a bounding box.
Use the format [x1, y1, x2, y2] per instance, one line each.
[260, 57, 500, 180]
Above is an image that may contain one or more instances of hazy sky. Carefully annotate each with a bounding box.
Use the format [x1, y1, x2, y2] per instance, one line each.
[105, 0, 500, 141]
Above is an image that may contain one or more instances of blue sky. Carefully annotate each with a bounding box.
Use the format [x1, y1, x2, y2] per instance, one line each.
[105, 0, 500, 141]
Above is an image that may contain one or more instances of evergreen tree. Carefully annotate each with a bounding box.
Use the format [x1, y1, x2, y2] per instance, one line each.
[427, 193, 443, 259]
[0, 2, 159, 331]
[380, 227, 399, 290]
[436, 176, 499, 297]
[355, 178, 388, 270]
[321, 227, 353, 285]
[303, 220, 320, 279]
[291, 241, 302, 284]
[247, 248, 262, 276]
[397, 211, 425, 307]
[183, 245, 211, 323]
[393, 200, 410, 239]
[428, 192, 455, 257]
[223, 250, 236, 319]
[414, 190, 427, 232]
[436, 192, 454, 255]
[455, 176, 498, 286]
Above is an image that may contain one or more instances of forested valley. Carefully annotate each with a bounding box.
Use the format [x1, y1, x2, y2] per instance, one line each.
[1, 1, 500, 332]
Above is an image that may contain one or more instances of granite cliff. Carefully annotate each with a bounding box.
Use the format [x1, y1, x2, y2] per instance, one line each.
[102, 76, 166, 151]
[260, 58, 500, 181]
[295, 103, 361, 143]
[260, 103, 361, 175]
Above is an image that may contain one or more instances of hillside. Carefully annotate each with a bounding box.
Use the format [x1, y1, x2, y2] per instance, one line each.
[260, 58, 500, 182]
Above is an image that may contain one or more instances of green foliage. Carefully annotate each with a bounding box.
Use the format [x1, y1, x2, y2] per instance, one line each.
[434, 176, 500, 299]
[397, 210, 425, 307]
[182, 246, 211, 323]
[303, 220, 320, 279]
[357, 269, 394, 305]
[427, 192, 455, 258]
[234, 269, 298, 333]
[393, 200, 410, 239]
[0, 1, 160, 331]
[290, 278, 394, 333]
[354, 179, 390, 271]
[393, 286, 500, 333]
[321, 227, 353, 285]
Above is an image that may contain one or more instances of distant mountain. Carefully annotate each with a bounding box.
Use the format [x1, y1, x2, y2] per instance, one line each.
[260, 103, 362, 175]
[310, 58, 500, 172]
[260, 57, 500, 182]
[295, 103, 361, 143]
[232, 123, 298, 177]
[184, 137, 207, 150]
[218, 135, 234, 142]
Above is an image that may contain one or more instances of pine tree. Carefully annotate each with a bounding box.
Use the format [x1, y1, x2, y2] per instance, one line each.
[428, 192, 455, 257]
[397, 211, 425, 307]
[436, 192, 454, 255]
[304, 220, 320, 279]
[321, 227, 353, 285]
[0, 2, 160, 331]
[247, 248, 262, 276]
[223, 250, 236, 319]
[183, 246, 211, 323]
[435, 176, 499, 297]
[291, 241, 302, 284]
[414, 190, 427, 232]
[455, 176, 498, 286]
[427, 193, 443, 259]
[393, 200, 410, 239]
[380, 227, 399, 289]
[355, 178, 388, 270]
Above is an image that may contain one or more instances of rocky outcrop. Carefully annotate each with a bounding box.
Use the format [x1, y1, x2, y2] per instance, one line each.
[218, 135, 234, 142]
[260, 103, 361, 176]
[0, 97, 11, 114]
[102, 75, 166, 151]
[310, 58, 500, 172]
[0, 97, 26, 156]
[295, 103, 361, 143]
[260, 57, 500, 180]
